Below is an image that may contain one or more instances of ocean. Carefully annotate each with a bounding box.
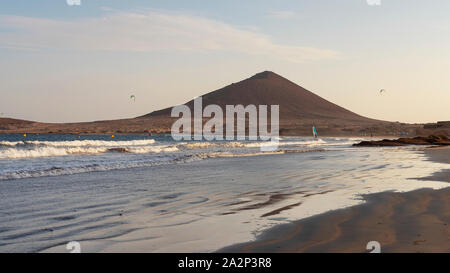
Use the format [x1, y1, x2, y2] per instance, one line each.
[0, 134, 448, 252]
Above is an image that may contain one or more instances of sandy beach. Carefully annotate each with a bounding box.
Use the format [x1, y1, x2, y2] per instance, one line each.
[220, 147, 450, 253]
[3, 134, 449, 253]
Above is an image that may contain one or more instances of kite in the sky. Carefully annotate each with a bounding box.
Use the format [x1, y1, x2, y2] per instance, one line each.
[130, 95, 136, 102]
[379, 89, 386, 95]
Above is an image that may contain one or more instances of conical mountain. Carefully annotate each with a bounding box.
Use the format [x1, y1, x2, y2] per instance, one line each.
[144, 71, 376, 123]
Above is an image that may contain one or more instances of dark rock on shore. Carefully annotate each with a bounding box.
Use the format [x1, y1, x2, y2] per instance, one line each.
[353, 135, 450, 147]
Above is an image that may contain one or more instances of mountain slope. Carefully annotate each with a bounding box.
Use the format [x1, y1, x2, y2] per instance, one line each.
[144, 71, 376, 123]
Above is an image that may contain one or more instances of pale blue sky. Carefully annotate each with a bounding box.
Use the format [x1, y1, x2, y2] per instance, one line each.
[1, 0, 449, 123]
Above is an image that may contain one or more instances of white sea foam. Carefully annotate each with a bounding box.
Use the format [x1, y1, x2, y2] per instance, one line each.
[127, 145, 179, 154]
[0, 146, 109, 159]
[0, 139, 156, 147]
[177, 138, 330, 149]
[0, 137, 361, 160]
[0, 154, 201, 180]
[0, 139, 170, 159]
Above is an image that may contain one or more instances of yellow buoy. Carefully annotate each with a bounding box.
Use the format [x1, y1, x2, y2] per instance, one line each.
[111, 135, 115, 138]
[23, 133, 27, 137]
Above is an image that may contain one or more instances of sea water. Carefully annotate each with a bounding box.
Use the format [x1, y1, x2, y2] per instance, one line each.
[0, 134, 448, 252]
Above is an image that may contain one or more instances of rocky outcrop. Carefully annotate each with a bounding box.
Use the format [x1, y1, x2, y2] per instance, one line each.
[353, 135, 450, 147]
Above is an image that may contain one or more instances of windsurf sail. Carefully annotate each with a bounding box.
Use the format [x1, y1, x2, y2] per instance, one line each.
[312, 126, 318, 139]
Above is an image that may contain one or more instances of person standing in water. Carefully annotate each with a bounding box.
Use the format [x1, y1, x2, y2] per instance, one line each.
[312, 125, 319, 139]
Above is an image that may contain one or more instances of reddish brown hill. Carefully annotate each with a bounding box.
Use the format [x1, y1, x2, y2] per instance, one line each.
[144, 71, 376, 123]
[0, 118, 36, 130]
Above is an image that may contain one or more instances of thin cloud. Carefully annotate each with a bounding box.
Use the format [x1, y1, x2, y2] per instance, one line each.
[266, 11, 296, 19]
[0, 10, 339, 63]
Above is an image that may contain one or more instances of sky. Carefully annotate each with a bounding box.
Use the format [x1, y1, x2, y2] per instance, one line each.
[0, 0, 449, 123]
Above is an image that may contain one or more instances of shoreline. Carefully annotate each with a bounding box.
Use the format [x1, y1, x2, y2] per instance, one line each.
[0, 132, 398, 138]
[219, 146, 450, 253]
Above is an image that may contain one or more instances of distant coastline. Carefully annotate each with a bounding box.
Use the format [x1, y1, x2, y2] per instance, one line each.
[1, 72, 448, 137]
[0, 116, 448, 137]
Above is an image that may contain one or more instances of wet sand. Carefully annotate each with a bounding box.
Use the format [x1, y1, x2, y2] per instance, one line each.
[220, 147, 450, 253]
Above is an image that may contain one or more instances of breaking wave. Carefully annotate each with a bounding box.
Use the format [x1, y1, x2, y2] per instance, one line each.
[0, 143, 178, 159]
[0, 136, 364, 180]
[0, 154, 201, 180]
[0, 139, 155, 148]
[177, 139, 327, 149]
[0, 138, 349, 159]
